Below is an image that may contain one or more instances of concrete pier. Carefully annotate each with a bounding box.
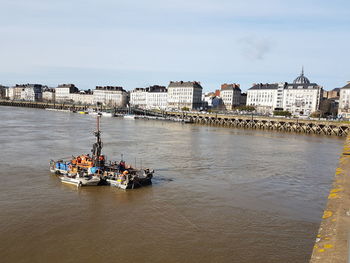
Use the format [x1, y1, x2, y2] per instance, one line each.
[1, 100, 349, 136]
[310, 136, 350, 262]
[167, 112, 350, 136]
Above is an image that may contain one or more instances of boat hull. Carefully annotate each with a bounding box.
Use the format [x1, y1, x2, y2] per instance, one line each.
[101, 112, 113, 117]
[106, 177, 152, 189]
[123, 115, 135, 120]
[60, 176, 100, 186]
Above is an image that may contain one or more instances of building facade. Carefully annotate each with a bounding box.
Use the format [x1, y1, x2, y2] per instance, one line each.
[240, 93, 247, 106]
[145, 86, 167, 110]
[338, 82, 350, 118]
[167, 81, 203, 110]
[220, 83, 241, 110]
[247, 83, 279, 114]
[42, 88, 56, 102]
[8, 85, 24, 100]
[282, 83, 322, 116]
[55, 84, 79, 102]
[93, 86, 128, 107]
[20, 84, 43, 101]
[0, 85, 9, 99]
[130, 88, 147, 108]
[69, 90, 94, 105]
[324, 88, 340, 99]
[130, 86, 168, 110]
[247, 70, 323, 116]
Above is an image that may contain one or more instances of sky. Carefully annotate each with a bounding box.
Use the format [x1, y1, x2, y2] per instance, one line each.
[0, 0, 349, 92]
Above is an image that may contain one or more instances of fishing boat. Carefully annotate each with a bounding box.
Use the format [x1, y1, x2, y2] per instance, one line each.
[103, 163, 153, 189]
[50, 115, 154, 188]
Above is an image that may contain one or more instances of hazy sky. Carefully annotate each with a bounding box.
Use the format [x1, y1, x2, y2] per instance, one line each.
[0, 0, 349, 91]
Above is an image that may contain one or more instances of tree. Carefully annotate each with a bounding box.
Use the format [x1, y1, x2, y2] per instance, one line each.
[273, 110, 292, 117]
[235, 105, 256, 112]
[310, 111, 322, 118]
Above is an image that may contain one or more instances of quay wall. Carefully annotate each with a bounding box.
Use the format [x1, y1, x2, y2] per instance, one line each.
[167, 112, 350, 137]
[309, 136, 350, 262]
[0, 99, 89, 111]
[1, 100, 349, 137]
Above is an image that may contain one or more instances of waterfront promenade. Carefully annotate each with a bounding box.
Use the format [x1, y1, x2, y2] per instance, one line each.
[1, 99, 349, 137]
[309, 135, 350, 262]
[169, 112, 350, 136]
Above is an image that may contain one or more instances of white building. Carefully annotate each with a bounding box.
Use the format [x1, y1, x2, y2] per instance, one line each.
[220, 84, 241, 110]
[282, 84, 322, 116]
[93, 86, 128, 107]
[42, 88, 56, 102]
[130, 86, 168, 110]
[145, 86, 167, 110]
[130, 88, 147, 108]
[247, 83, 279, 114]
[8, 85, 24, 100]
[338, 82, 350, 118]
[20, 84, 43, 102]
[69, 91, 94, 105]
[55, 84, 79, 102]
[247, 70, 323, 116]
[167, 81, 203, 110]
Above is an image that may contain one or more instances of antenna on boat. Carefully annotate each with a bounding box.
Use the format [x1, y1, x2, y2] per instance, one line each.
[92, 115, 103, 166]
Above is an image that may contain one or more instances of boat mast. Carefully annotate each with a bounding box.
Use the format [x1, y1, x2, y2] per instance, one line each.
[92, 115, 103, 166]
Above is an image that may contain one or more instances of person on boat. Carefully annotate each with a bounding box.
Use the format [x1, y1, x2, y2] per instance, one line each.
[98, 155, 105, 166]
[119, 160, 125, 172]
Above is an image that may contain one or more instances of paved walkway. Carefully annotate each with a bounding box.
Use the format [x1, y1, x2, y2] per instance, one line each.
[310, 136, 350, 262]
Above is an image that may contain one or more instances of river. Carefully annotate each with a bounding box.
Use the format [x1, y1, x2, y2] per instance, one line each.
[0, 106, 345, 263]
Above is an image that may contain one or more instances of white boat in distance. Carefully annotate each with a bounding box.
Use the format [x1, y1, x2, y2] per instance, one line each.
[124, 114, 136, 120]
[101, 112, 113, 117]
[45, 108, 70, 112]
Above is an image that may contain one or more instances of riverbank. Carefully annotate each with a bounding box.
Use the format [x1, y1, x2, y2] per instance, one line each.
[310, 136, 350, 262]
[1, 99, 349, 136]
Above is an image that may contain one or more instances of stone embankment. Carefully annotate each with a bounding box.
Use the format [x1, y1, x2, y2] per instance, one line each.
[310, 136, 350, 262]
[0, 99, 88, 111]
[1, 99, 349, 136]
[168, 112, 350, 136]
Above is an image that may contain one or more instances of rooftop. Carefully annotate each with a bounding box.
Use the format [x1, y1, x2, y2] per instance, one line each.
[221, 83, 241, 91]
[95, 86, 126, 92]
[168, 81, 203, 89]
[57, 84, 76, 88]
[293, 67, 311, 84]
[341, 83, 350, 89]
[249, 83, 279, 90]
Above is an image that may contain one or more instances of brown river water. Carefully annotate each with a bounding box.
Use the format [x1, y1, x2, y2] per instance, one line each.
[0, 106, 345, 263]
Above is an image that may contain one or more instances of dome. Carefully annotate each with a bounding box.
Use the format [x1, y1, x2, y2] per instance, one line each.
[293, 67, 310, 84]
